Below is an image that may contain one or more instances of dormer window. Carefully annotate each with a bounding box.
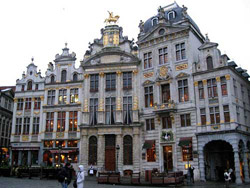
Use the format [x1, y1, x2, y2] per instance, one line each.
[152, 17, 158, 26]
[30, 71, 33, 75]
[206, 56, 213, 70]
[27, 81, 32, 90]
[61, 70, 67, 82]
[73, 73, 78, 82]
[51, 75, 55, 83]
[168, 11, 175, 20]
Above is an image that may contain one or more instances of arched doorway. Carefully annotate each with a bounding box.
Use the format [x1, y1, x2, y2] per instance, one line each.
[204, 140, 234, 181]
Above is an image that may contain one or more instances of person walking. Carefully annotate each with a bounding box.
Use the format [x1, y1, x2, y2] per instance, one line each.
[77, 165, 85, 188]
[224, 169, 231, 188]
[58, 162, 72, 188]
[190, 166, 195, 184]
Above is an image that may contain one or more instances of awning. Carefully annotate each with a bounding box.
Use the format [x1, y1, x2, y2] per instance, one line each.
[142, 140, 155, 149]
[178, 137, 192, 147]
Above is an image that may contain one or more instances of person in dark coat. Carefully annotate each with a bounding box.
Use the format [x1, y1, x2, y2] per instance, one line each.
[59, 163, 72, 188]
[189, 166, 195, 184]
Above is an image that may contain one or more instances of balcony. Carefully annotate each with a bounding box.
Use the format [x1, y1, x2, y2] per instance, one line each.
[153, 100, 177, 114]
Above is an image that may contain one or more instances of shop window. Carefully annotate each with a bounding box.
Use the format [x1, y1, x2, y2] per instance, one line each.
[55, 140, 65, 148]
[68, 140, 78, 147]
[88, 136, 97, 165]
[146, 140, 156, 162]
[44, 140, 53, 148]
[182, 145, 193, 161]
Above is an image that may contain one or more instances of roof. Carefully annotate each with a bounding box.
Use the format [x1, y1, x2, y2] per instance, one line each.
[0, 86, 16, 92]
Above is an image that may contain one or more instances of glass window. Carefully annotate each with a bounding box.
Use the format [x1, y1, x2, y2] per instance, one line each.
[90, 74, 99, 92]
[233, 79, 238, 98]
[123, 135, 133, 165]
[51, 75, 55, 83]
[221, 76, 228, 96]
[176, 43, 186, 61]
[88, 136, 97, 165]
[27, 81, 32, 90]
[236, 106, 240, 123]
[144, 52, 152, 69]
[23, 117, 30, 135]
[206, 56, 213, 70]
[123, 96, 132, 124]
[159, 47, 168, 65]
[207, 79, 217, 98]
[147, 141, 156, 162]
[123, 72, 132, 89]
[57, 111, 66, 132]
[58, 89, 67, 104]
[44, 140, 53, 148]
[105, 97, 116, 124]
[68, 140, 78, 147]
[15, 118, 22, 135]
[55, 140, 65, 148]
[200, 108, 206, 125]
[46, 112, 54, 132]
[180, 114, 191, 127]
[182, 145, 193, 161]
[178, 79, 189, 102]
[106, 73, 116, 91]
[161, 84, 170, 103]
[210, 106, 220, 124]
[89, 98, 98, 126]
[61, 70, 67, 82]
[25, 98, 32, 110]
[198, 81, 204, 99]
[162, 116, 172, 129]
[70, 88, 79, 103]
[34, 97, 41, 109]
[17, 99, 24, 110]
[144, 86, 154, 107]
[146, 119, 155, 131]
[47, 90, 55, 105]
[69, 111, 78, 131]
[73, 73, 78, 82]
[33, 117, 39, 135]
[223, 105, 230, 123]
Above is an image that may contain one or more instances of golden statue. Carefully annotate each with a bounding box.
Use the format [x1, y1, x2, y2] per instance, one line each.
[104, 11, 120, 24]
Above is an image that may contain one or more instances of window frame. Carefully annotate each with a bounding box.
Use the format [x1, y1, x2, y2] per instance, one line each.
[46, 112, 54, 132]
[200, 108, 206, 125]
[161, 84, 170, 103]
[105, 97, 116, 125]
[178, 79, 189, 102]
[123, 96, 132, 124]
[70, 88, 79, 103]
[198, 81, 204, 99]
[146, 118, 155, 131]
[175, 42, 186, 61]
[144, 86, 154, 108]
[58, 89, 67, 104]
[88, 136, 97, 165]
[159, 47, 168, 65]
[105, 73, 116, 91]
[146, 141, 156, 162]
[33, 117, 39, 135]
[221, 76, 228, 96]
[57, 111, 66, 132]
[144, 52, 152, 69]
[61, 70, 67, 82]
[69, 111, 78, 132]
[47, 90, 55, 105]
[123, 135, 133, 165]
[25, 98, 32, 110]
[180, 114, 191, 127]
[123, 72, 132, 90]
[23, 117, 30, 135]
[89, 98, 98, 126]
[90, 74, 99, 92]
[210, 106, 220, 124]
[162, 116, 172, 129]
[223, 105, 230, 123]
[207, 78, 218, 98]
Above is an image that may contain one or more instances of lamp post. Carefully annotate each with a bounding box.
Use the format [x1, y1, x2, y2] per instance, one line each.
[186, 146, 191, 185]
[58, 145, 62, 167]
[116, 145, 120, 172]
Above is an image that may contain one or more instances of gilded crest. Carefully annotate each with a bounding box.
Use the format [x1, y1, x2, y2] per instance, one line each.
[159, 66, 168, 77]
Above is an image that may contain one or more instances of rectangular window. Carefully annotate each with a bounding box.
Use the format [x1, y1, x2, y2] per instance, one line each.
[236, 106, 240, 123]
[17, 99, 24, 110]
[210, 106, 220, 124]
[33, 117, 39, 135]
[21, 85, 25, 91]
[161, 84, 170, 103]
[146, 119, 155, 131]
[207, 78, 217, 98]
[25, 98, 32, 110]
[180, 114, 191, 127]
[147, 141, 156, 162]
[34, 97, 41, 109]
[123, 96, 132, 124]
[144, 86, 154, 107]
[105, 73, 116, 91]
[68, 140, 78, 147]
[221, 77, 228, 96]
[44, 140, 53, 148]
[223, 105, 230, 123]
[178, 79, 189, 102]
[23, 117, 30, 135]
[233, 79, 238, 98]
[70, 88, 79, 103]
[15, 118, 22, 135]
[162, 116, 172, 129]
[46, 112, 54, 132]
[58, 89, 67, 104]
[90, 98, 98, 125]
[200, 108, 206, 125]
[90, 74, 99, 92]
[159, 47, 168, 65]
[182, 145, 193, 161]
[198, 81, 204, 99]
[55, 140, 65, 148]
[144, 52, 152, 69]
[241, 84, 244, 100]
[244, 110, 247, 125]
[47, 90, 55, 105]
[176, 43, 186, 61]
[123, 72, 132, 90]
[35, 84, 39, 90]
[105, 97, 116, 124]
[69, 111, 78, 131]
[57, 111, 66, 132]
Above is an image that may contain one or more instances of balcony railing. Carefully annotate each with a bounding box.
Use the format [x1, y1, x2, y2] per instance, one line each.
[153, 100, 177, 114]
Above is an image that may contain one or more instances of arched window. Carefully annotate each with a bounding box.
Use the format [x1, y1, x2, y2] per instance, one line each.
[123, 135, 133, 165]
[27, 81, 32, 90]
[51, 75, 55, 83]
[206, 56, 213, 70]
[88, 136, 97, 165]
[61, 70, 67, 82]
[73, 73, 78, 82]
[152, 17, 158, 26]
[168, 11, 175, 20]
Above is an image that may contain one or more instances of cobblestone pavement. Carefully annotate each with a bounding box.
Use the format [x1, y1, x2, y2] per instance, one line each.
[0, 177, 249, 188]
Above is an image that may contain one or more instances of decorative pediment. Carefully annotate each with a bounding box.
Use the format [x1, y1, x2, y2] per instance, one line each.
[198, 41, 218, 50]
[176, 72, 190, 78]
[142, 80, 155, 86]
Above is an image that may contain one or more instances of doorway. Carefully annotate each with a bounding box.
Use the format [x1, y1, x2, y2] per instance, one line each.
[105, 135, 116, 171]
[163, 145, 173, 172]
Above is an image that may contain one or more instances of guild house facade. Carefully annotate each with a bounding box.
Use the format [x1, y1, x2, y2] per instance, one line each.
[10, 2, 250, 183]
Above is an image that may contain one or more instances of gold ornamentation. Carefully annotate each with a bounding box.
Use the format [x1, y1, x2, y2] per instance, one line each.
[197, 123, 201, 126]
[143, 72, 154, 78]
[116, 97, 122, 110]
[132, 69, 138, 75]
[133, 96, 139, 110]
[68, 63, 72, 66]
[212, 125, 220, 130]
[22, 135, 29, 141]
[159, 66, 168, 77]
[176, 63, 188, 71]
[84, 74, 89, 79]
[84, 99, 88, 112]
[216, 77, 220, 82]
[202, 80, 207, 85]
[103, 34, 108, 46]
[34, 111, 40, 115]
[206, 121, 210, 125]
[32, 97, 35, 102]
[98, 98, 104, 111]
[56, 132, 64, 138]
[113, 33, 119, 45]
[57, 64, 61, 67]
[220, 120, 224, 124]
[194, 81, 198, 87]
[225, 74, 230, 80]
[156, 82, 161, 86]
[14, 98, 18, 103]
[104, 11, 120, 24]
[40, 96, 44, 101]
[66, 80, 71, 82]
[66, 86, 70, 89]
[17, 112, 22, 116]
[230, 119, 235, 123]
[116, 71, 122, 76]
[99, 72, 105, 77]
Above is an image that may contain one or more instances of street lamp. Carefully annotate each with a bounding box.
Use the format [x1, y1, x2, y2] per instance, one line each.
[116, 145, 120, 172]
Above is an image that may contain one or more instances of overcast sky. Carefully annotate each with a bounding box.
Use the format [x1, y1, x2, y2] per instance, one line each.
[1, 0, 250, 86]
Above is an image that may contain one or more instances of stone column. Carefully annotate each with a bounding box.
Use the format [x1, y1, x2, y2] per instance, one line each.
[202, 80, 210, 126]
[11, 98, 18, 136]
[216, 77, 225, 124]
[132, 70, 139, 122]
[44, 90, 48, 105]
[55, 89, 59, 105]
[83, 74, 89, 124]
[66, 86, 70, 104]
[81, 132, 88, 167]
[133, 127, 140, 172]
[65, 111, 69, 134]
[97, 135, 105, 171]
[194, 81, 201, 125]
[198, 142, 206, 181]
[28, 151, 31, 166]
[233, 147, 243, 184]
[116, 134, 122, 173]
[243, 149, 250, 182]
[98, 72, 105, 124]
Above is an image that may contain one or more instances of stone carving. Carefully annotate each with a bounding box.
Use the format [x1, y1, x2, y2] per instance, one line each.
[104, 11, 120, 24]
[139, 20, 144, 33]
[120, 56, 131, 62]
[91, 58, 100, 65]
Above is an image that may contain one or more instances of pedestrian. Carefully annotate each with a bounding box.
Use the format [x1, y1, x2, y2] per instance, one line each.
[58, 162, 72, 188]
[224, 169, 231, 188]
[189, 166, 195, 184]
[77, 165, 85, 188]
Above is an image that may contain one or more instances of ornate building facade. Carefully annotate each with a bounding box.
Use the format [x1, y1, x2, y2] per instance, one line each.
[10, 2, 250, 184]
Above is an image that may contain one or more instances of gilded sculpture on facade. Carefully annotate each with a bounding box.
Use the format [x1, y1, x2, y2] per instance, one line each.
[104, 11, 120, 24]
